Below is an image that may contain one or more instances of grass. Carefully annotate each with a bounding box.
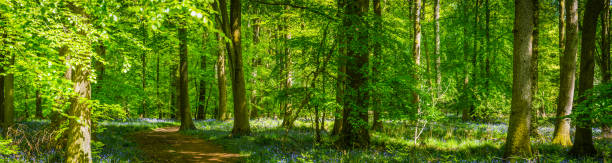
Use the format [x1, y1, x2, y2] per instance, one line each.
[1, 118, 610, 162]
[184, 118, 610, 162]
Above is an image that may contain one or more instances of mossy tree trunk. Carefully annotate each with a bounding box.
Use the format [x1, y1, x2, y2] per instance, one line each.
[339, 0, 370, 149]
[552, 0, 575, 147]
[178, 13, 196, 131]
[569, 0, 605, 156]
[503, 0, 535, 159]
[229, 0, 251, 136]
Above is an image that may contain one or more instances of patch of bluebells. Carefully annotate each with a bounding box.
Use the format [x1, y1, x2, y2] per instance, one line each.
[2, 119, 176, 162]
[188, 118, 610, 162]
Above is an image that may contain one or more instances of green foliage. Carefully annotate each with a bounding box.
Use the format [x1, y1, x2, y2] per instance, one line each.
[0, 138, 18, 157]
[572, 82, 612, 127]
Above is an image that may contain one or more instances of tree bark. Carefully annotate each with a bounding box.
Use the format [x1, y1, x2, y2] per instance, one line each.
[435, 0, 441, 97]
[599, 0, 611, 139]
[461, 0, 471, 121]
[63, 4, 93, 161]
[332, 0, 346, 136]
[503, 0, 534, 159]
[141, 24, 147, 118]
[170, 63, 178, 119]
[197, 32, 208, 120]
[215, 33, 228, 121]
[371, 0, 383, 132]
[178, 16, 196, 131]
[0, 17, 5, 129]
[156, 33, 162, 119]
[569, 0, 605, 156]
[552, 0, 575, 147]
[213, 0, 229, 121]
[250, 12, 261, 119]
[94, 42, 105, 92]
[2, 52, 13, 131]
[484, 0, 491, 92]
[339, 0, 370, 148]
[66, 60, 92, 163]
[530, 0, 540, 137]
[412, 0, 421, 109]
[229, 0, 251, 136]
[35, 89, 42, 119]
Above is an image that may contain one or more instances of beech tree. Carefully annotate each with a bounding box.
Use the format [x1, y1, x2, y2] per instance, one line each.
[504, 0, 535, 159]
[569, 0, 605, 156]
[552, 0, 576, 147]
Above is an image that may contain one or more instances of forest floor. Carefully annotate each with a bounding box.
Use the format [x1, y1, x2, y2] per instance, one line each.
[130, 126, 243, 163]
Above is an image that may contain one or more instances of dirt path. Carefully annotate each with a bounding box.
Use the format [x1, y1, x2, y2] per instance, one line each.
[130, 126, 242, 163]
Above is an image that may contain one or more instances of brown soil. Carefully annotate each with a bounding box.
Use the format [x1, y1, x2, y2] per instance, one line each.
[130, 126, 243, 163]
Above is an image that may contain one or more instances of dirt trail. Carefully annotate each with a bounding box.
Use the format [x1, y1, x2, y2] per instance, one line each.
[131, 126, 242, 163]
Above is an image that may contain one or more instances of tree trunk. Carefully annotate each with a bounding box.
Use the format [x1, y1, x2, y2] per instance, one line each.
[552, 0, 575, 147]
[412, 0, 421, 110]
[599, 0, 611, 139]
[156, 34, 162, 119]
[339, 0, 370, 148]
[35, 89, 42, 119]
[178, 16, 196, 131]
[435, 0, 441, 97]
[197, 32, 208, 120]
[484, 0, 490, 92]
[23, 88, 29, 119]
[503, 0, 534, 159]
[530, 0, 540, 137]
[280, 14, 295, 128]
[332, 0, 346, 136]
[94, 42, 105, 92]
[371, 0, 383, 132]
[66, 61, 92, 163]
[569, 0, 604, 156]
[250, 9, 261, 119]
[213, 0, 229, 121]
[2, 53, 13, 130]
[461, 0, 473, 121]
[215, 33, 228, 121]
[229, 0, 251, 136]
[141, 24, 147, 118]
[170, 63, 178, 119]
[0, 20, 5, 129]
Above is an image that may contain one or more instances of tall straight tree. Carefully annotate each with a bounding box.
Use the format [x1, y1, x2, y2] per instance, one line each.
[371, 0, 383, 131]
[339, 0, 370, 148]
[197, 32, 208, 120]
[35, 90, 42, 119]
[2, 51, 13, 130]
[212, 0, 229, 121]
[332, 0, 346, 136]
[0, 16, 5, 126]
[552, 0, 575, 147]
[600, 0, 611, 139]
[177, 13, 196, 131]
[570, 0, 605, 156]
[63, 2, 93, 162]
[141, 23, 147, 118]
[215, 33, 228, 121]
[530, 0, 540, 135]
[412, 0, 421, 108]
[504, 0, 535, 159]
[484, 0, 491, 91]
[434, 0, 441, 96]
[228, 0, 251, 136]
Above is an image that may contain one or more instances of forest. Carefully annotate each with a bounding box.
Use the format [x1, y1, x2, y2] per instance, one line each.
[0, 0, 610, 162]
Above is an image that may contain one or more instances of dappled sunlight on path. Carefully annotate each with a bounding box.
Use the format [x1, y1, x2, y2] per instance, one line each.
[131, 126, 242, 163]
